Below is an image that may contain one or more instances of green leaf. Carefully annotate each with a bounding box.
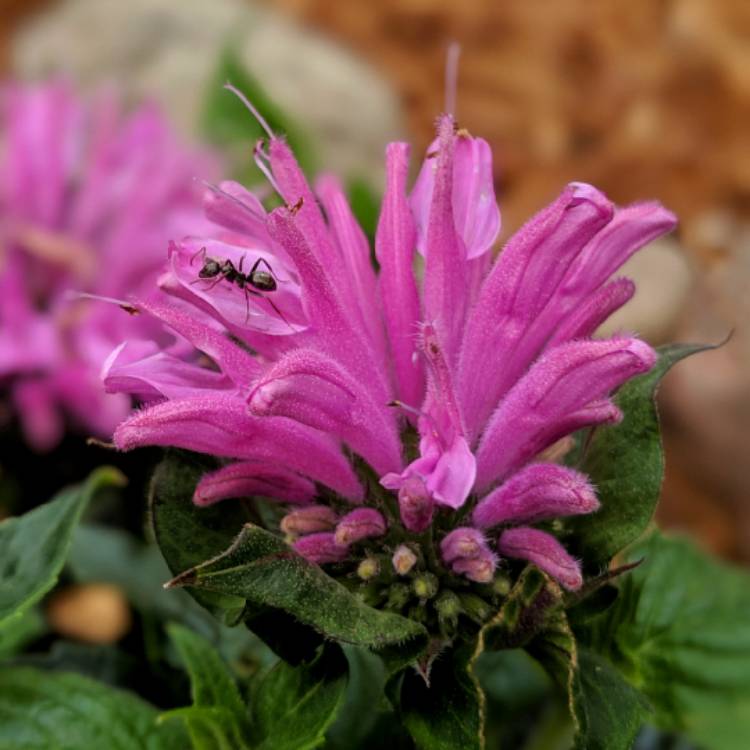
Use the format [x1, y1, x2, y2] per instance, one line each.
[583, 533, 750, 750]
[149, 452, 257, 625]
[530, 610, 650, 750]
[0, 608, 46, 659]
[250, 645, 348, 750]
[567, 343, 710, 569]
[326, 646, 388, 750]
[169, 522, 428, 662]
[0, 466, 125, 626]
[162, 623, 250, 750]
[397, 640, 484, 750]
[479, 566, 564, 651]
[200, 47, 315, 181]
[0, 667, 187, 749]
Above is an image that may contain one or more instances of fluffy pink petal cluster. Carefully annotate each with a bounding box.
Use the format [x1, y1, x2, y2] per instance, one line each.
[0, 82, 214, 450]
[107, 110, 675, 592]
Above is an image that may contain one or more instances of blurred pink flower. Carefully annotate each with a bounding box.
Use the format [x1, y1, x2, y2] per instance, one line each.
[0, 81, 214, 450]
[107, 109, 674, 592]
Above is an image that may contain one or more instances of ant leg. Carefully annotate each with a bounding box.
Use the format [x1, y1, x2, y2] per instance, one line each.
[190, 276, 225, 292]
[247, 288, 295, 333]
[190, 246, 207, 266]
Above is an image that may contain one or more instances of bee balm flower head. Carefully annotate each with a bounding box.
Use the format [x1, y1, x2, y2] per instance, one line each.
[107, 91, 674, 641]
[0, 81, 214, 450]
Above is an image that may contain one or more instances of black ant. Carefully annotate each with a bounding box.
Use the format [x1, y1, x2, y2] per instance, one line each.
[190, 247, 288, 326]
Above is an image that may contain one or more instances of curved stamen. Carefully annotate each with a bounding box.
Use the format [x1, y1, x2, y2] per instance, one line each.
[444, 42, 461, 117]
[224, 82, 274, 140]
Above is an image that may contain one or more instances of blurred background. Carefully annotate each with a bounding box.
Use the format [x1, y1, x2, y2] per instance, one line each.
[0, 0, 747, 566]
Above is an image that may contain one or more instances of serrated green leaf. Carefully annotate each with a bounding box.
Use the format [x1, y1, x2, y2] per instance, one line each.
[530, 610, 651, 750]
[0, 667, 186, 749]
[0, 467, 124, 626]
[163, 623, 250, 749]
[397, 640, 484, 750]
[169, 522, 428, 661]
[583, 533, 750, 750]
[567, 343, 711, 569]
[251, 645, 348, 750]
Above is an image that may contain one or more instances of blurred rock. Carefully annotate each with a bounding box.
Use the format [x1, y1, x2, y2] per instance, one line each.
[598, 238, 693, 344]
[12, 0, 405, 185]
[47, 583, 131, 643]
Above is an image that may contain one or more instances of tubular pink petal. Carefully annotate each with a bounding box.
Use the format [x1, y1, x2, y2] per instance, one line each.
[293, 532, 349, 565]
[102, 340, 233, 402]
[475, 338, 656, 489]
[194, 461, 315, 506]
[411, 134, 500, 260]
[375, 142, 424, 407]
[458, 183, 614, 440]
[334, 508, 387, 546]
[473, 463, 599, 529]
[548, 278, 636, 346]
[564, 202, 677, 297]
[498, 527, 583, 591]
[316, 174, 386, 360]
[135, 296, 262, 387]
[114, 396, 363, 500]
[247, 347, 401, 474]
[267, 206, 391, 405]
[420, 115, 469, 362]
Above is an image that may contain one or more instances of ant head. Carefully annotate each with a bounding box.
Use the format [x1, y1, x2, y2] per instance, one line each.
[198, 258, 222, 278]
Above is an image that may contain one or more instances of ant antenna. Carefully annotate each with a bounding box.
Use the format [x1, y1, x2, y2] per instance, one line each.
[224, 82, 274, 140]
[444, 42, 461, 117]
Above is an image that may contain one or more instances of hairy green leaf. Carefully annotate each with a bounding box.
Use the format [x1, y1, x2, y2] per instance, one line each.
[567, 344, 711, 569]
[162, 623, 250, 749]
[0, 667, 186, 749]
[169, 523, 428, 660]
[0, 467, 124, 626]
[397, 641, 484, 750]
[251, 645, 348, 750]
[583, 533, 750, 750]
[530, 610, 650, 750]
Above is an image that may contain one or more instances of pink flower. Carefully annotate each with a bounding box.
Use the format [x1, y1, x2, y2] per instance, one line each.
[108, 106, 673, 595]
[0, 81, 214, 451]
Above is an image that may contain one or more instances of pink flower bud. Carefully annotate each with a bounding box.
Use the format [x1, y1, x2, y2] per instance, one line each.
[334, 508, 387, 546]
[451, 552, 497, 584]
[440, 527, 487, 563]
[392, 544, 418, 576]
[441, 527, 497, 583]
[497, 527, 582, 591]
[280, 505, 338, 538]
[293, 532, 349, 565]
[398, 476, 434, 533]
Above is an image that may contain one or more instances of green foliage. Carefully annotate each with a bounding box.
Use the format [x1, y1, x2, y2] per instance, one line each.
[0, 667, 187, 750]
[169, 521, 428, 660]
[581, 533, 750, 750]
[567, 344, 710, 570]
[162, 623, 251, 750]
[0, 467, 124, 627]
[250, 645, 348, 750]
[397, 641, 484, 750]
[200, 47, 315, 183]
